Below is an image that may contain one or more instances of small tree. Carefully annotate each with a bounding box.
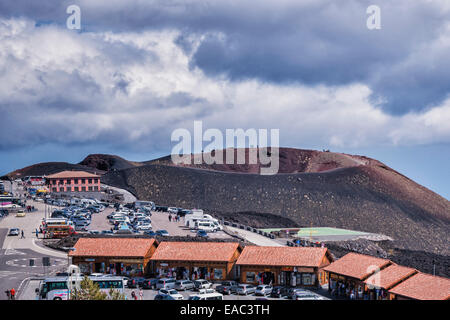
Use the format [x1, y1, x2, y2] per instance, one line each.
[70, 275, 125, 300]
[71, 275, 107, 300]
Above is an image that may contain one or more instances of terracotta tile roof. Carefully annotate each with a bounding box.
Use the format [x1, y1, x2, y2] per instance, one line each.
[150, 242, 240, 262]
[69, 238, 156, 257]
[364, 264, 417, 289]
[389, 273, 450, 300]
[46, 171, 101, 179]
[323, 252, 391, 280]
[236, 246, 331, 267]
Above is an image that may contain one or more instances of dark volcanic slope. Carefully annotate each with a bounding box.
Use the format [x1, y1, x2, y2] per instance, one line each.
[102, 162, 450, 255]
[79, 154, 140, 171]
[146, 148, 377, 174]
[6, 162, 105, 178]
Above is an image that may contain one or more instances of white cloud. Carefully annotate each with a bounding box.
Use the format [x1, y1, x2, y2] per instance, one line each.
[0, 17, 449, 152]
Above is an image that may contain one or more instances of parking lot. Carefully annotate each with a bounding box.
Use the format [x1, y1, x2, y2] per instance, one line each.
[20, 278, 329, 300]
[85, 204, 233, 240]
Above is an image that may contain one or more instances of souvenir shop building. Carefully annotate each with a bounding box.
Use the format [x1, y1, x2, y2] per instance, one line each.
[69, 238, 158, 276]
[149, 242, 242, 281]
[323, 252, 392, 299]
[363, 264, 417, 300]
[235, 246, 333, 287]
[388, 272, 450, 300]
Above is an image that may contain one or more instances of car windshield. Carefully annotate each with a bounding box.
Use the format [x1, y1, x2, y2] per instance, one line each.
[169, 290, 178, 294]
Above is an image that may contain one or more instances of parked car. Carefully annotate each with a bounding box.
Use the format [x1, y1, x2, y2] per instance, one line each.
[154, 294, 176, 300]
[158, 289, 184, 300]
[155, 230, 169, 236]
[288, 288, 310, 300]
[188, 289, 223, 300]
[127, 277, 146, 288]
[156, 278, 176, 290]
[293, 291, 324, 300]
[236, 284, 256, 295]
[194, 279, 213, 291]
[216, 281, 239, 295]
[16, 210, 26, 217]
[141, 278, 159, 290]
[74, 225, 87, 232]
[135, 223, 152, 231]
[174, 280, 195, 291]
[255, 285, 273, 296]
[144, 230, 157, 237]
[270, 286, 290, 298]
[167, 207, 178, 214]
[101, 230, 114, 234]
[196, 230, 208, 238]
[8, 228, 20, 236]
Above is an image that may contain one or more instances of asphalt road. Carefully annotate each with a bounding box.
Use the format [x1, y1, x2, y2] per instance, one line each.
[0, 181, 68, 300]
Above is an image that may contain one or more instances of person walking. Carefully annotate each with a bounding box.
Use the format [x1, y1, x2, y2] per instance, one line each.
[5, 289, 10, 300]
[131, 290, 137, 300]
[139, 288, 143, 300]
[10, 288, 15, 300]
[35, 229, 39, 239]
[20, 230, 25, 239]
[168, 214, 172, 222]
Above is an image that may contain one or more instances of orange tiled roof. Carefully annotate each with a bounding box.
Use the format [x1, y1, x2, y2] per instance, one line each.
[69, 238, 156, 257]
[236, 246, 331, 267]
[364, 264, 417, 289]
[389, 273, 450, 300]
[150, 242, 240, 262]
[46, 171, 100, 179]
[323, 252, 391, 280]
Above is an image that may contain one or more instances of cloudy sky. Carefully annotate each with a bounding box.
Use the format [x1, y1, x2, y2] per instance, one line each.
[0, 0, 449, 199]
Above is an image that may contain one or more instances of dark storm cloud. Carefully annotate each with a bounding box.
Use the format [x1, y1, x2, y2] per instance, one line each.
[1, 0, 449, 114]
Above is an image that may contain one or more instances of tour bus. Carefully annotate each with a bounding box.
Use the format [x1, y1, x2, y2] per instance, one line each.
[188, 289, 223, 300]
[44, 225, 76, 239]
[35, 276, 125, 300]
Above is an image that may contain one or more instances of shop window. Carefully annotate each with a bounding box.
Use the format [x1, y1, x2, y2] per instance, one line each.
[302, 273, 315, 285]
[74, 187, 79, 192]
[246, 272, 256, 282]
[214, 268, 223, 280]
[79, 263, 91, 274]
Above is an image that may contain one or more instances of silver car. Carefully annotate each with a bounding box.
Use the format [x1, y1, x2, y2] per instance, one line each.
[194, 279, 213, 290]
[156, 278, 176, 290]
[236, 284, 256, 295]
[255, 285, 272, 296]
[175, 280, 195, 291]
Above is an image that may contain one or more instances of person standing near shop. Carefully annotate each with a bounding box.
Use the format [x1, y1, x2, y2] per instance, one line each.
[10, 288, 16, 300]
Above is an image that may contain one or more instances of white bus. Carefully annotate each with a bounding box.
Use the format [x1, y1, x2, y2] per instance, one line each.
[35, 276, 125, 300]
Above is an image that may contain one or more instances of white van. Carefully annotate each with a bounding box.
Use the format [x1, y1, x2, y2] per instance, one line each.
[188, 289, 223, 300]
[196, 221, 217, 232]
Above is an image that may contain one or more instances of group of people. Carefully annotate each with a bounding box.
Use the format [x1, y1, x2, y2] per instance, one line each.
[130, 288, 144, 300]
[168, 214, 180, 222]
[328, 280, 387, 300]
[4, 288, 16, 300]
